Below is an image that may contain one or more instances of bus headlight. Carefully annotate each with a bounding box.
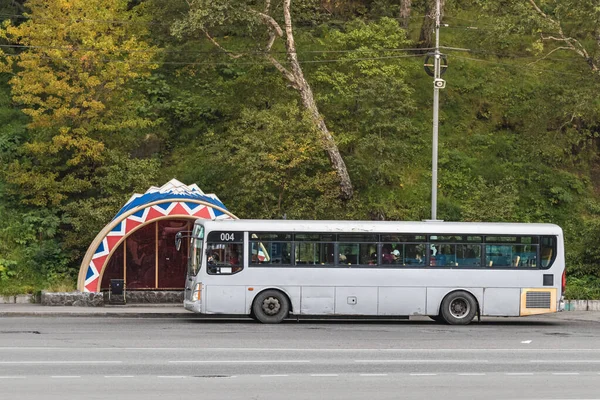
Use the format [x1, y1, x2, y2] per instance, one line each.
[192, 283, 202, 301]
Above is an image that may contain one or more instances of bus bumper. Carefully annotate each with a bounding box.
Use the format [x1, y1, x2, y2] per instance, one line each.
[184, 300, 202, 313]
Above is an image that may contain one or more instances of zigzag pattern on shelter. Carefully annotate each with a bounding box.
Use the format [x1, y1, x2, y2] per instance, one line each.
[78, 179, 236, 292]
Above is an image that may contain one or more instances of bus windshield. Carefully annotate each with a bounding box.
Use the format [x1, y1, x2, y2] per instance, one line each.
[188, 224, 204, 276]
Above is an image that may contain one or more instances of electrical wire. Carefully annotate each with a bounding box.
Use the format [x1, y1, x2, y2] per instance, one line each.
[0, 52, 424, 66]
[0, 43, 435, 55]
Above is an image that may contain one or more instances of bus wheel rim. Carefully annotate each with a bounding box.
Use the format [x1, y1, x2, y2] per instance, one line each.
[262, 297, 281, 316]
[449, 298, 470, 319]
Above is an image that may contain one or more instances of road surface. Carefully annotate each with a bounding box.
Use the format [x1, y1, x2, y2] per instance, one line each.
[1, 313, 599, 399]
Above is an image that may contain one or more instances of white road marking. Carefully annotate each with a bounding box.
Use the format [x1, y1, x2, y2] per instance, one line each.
[170, 360, 310, 364]
[506, 373, 534, 376]
[310, 374, 339, 377]
[0, 376, 26, 379]
[360, 374, 389, 376]
[51, 376, 81, 379]
[409, 373, 438, 376]
[531, 360, 600, 363]
[104, 376, 134, 378]
[5, 347, 600, 352]
[0, 361, 121, 364]
[355, 359, 488, 363]
[521, 340, 532, 344]
[157, 376, 186, 379]
[260, 375, 289, 377]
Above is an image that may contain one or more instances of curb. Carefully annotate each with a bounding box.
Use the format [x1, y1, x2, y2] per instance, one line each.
[564, 300, 600, 311]
[0, 312, 194, 318]
[0, 294, 35, 304]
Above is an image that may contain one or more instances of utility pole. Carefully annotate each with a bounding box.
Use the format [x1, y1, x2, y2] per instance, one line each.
[424, 0, 446, 221]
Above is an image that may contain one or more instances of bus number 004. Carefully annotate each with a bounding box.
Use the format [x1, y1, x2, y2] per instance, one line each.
[220, 233, 235, 241]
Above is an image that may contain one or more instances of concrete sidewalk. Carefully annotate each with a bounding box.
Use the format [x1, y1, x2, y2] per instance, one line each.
[0, 303, 192, 318]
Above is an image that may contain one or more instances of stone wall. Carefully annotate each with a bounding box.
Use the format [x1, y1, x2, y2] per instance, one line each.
[115, 291, 184, 304]
[41, 291, 105, 307]
[39, 291, 184, 306]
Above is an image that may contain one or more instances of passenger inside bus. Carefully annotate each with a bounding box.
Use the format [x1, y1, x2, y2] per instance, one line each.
[382, 246, 394, 264]
[368, 252, 377, 265]
[229, 250, 240, 266]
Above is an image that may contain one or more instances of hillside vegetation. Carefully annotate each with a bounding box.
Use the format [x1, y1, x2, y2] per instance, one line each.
[1, 0, 600, 298]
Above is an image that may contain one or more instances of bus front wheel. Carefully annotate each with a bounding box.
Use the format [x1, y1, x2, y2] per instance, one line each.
[252, 290, 290, 324]
[440, 291, 478, 325]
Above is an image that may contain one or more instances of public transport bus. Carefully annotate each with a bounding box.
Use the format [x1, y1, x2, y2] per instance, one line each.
[181, 219, 565, 324]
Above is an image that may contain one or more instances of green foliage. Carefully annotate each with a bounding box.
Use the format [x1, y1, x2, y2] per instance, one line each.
[0, 1, 163, 292]
[1, 1, 600, 297]
[166, 103, 343, 219]
[565, 276, 600, 300]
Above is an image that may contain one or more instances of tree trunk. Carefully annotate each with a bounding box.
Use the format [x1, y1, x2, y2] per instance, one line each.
[418, 0, 444, 50]
[200, 0, 355, 199]
[399, 0, 411, 30]
[282, 0, 354, 199]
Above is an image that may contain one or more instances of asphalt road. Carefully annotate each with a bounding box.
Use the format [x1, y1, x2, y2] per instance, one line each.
[1, 313, 600, 399]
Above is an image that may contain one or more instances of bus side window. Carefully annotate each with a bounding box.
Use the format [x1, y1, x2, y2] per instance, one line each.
[540, 236, 556, 268]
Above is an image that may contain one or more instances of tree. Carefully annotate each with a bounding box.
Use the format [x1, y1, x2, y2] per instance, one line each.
[171, 0, 354, 199]
[0, 0, 158, 207]
[0, 0, 160, 269]
[166, 103, 343, 219]
[418, 0, 444, 50]
[399, 0, 412, 30]
[526, 0, 600, 74]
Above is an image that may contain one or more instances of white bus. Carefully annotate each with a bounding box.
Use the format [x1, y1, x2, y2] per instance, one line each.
[181, 219, 565, 324]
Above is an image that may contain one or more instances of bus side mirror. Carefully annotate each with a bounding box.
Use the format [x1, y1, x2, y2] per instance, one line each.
[175, 232, 182, 251]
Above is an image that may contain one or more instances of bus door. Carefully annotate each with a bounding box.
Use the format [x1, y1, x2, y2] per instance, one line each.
[179, 225, 204, 303]
[204, 231, 246, 314]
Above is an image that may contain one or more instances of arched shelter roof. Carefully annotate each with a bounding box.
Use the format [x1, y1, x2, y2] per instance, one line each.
[77, 179, 237, 292]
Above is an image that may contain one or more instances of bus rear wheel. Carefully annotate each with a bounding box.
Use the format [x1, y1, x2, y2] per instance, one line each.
[252, 290, 290, 324]
[440, 291, 477, 325]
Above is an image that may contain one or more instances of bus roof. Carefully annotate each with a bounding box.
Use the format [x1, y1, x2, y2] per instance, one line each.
[198, 219, 563, 236]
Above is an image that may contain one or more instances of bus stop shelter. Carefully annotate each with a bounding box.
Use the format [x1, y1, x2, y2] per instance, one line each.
[77, 179, 236, 293]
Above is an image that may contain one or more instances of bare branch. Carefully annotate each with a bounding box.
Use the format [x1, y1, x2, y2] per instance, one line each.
[528, 0, 553, 23]
[265, 54, 296, 87]
[282, 0, 300, 77]
[249, 9, 283, 37]
[202, 30, 244, 59]
[265, 31, 278, 52]
[559, 109, 579, 131]
[527, 46, 571, 65]
[253, 6, 283, 53]
[540, 34, 570, 42]
[529, 0, 599, 73]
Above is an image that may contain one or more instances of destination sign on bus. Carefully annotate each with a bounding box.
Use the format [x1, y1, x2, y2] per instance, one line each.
[207, 231, 244, 243]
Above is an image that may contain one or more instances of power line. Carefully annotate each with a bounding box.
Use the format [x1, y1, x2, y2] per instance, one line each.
[449, 54, 590, 79]
[0, 13, 168, 26]
[0, 43, 434, 56]
[1, 52, 424, 67]
[441, 45, 584, 64]
[0, 11, 498, 31]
